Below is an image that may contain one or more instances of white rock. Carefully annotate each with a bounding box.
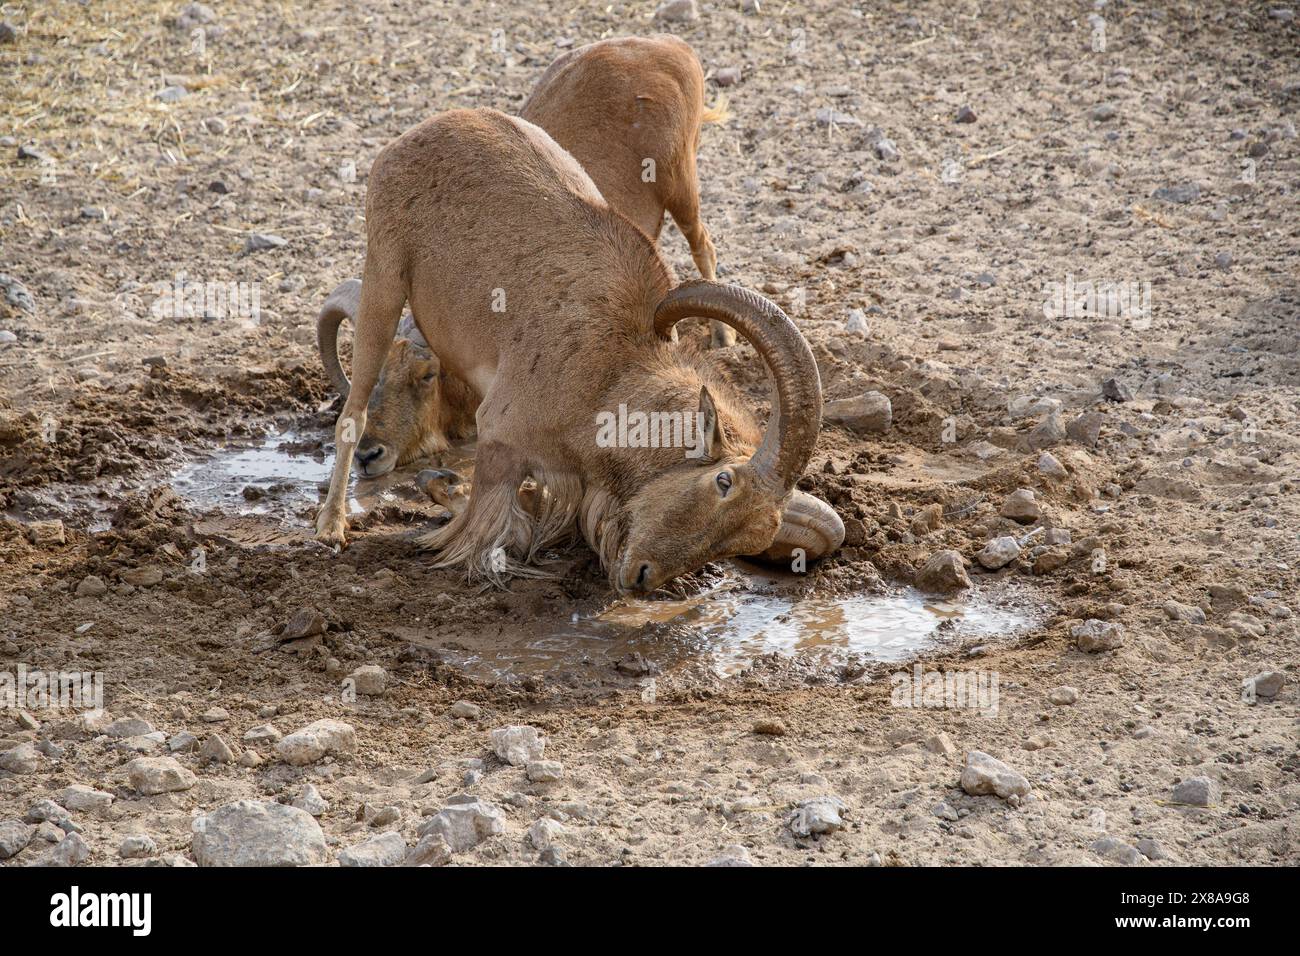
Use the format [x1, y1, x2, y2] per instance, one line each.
[491, 725, 544, 767]
[1244, 670, 1285, 699]
[959, 750, 1030, 799]
[418, 800, 506, 852]
[242, 723, 282, 746]
[276, 719, 356, 766]
[292, 784, 330, 817]
[788, 796, 845, 837]
[348, 664, 387, 696]
[58, 785, 114, 812]
[404, 833, 452, 867]
[448, 700, 481, 719]
[704, 845, 754, 866]
[1000, 488, 1041, 523]
[1048, 686, 1079, 705]
[526, 760, 564, 783]
[976, 536, 1020, 570]
[0, 743, 44, 774]
[119, 835, 157, 859]
[126, 756, 196, 795]
[192, 800, 327, 867]
[1072, 618, 1125, 652]
[338, 831, 406, 867]
[1037, 451, 1068, 478]
[527, 817, 565, 850]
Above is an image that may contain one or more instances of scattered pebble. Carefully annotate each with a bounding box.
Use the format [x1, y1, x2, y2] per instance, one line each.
[999, 488, 1041, 524]
[788, 796, 845, 837]
[1073, 619, 1126, 653]
[418, 800, 506, 852]
[292, 784, 330, 817]
[338, 831, 406, 867]
[915, 550, 972, 593]
[192, 800, 328, 867]
[527, 760, 564, 783]
[276, 719, 356, 766]
[960, 750, 1030, 800]
[491, 725, 545, 766]
[119, 835, 157, 859]
[1171, 776, 1219, 808]
[448, 700, 481, 720]
[824, 391, 892, 433]
[976, 536, 1020, 570]
[349, 664, 388, 696]
[126, 756, 196, 795]
[1048, 686, 1079, 705]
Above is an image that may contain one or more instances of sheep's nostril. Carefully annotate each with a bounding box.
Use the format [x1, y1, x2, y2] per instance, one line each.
[636, 563, 652, 589]
[356, 444, 385, 466]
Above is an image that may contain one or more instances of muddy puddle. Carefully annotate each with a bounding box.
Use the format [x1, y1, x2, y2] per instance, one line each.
[427, 570, 1036, 680]
[166, 430, 474, 542]
[35, 431, 1036, 679]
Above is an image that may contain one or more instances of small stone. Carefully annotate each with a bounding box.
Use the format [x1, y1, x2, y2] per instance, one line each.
[1025, 412, 1067, 451]
[1152, 182, 1201, 204]
[491, 725, 545, 767]
[155, 85, 188, 103]
[242, 724, 281, 746]
[932, 801, 959, 822]
[58, 785, 113, 812]
[705, 845, 754, 866]
[119, 835, 157, 859]
[1073, 619, 1125, 653]
[824, 391, 892, 433]
[1135, 838, 1168, 861]
[1244, 671, 1285, 699]
[0, 743, 43, 774]
[654, 0, 699, 21]
[199, 733, 235, 764]
[1163, 600, 1206, 624]
[528, 817, 565, 850]
[925, 732, 956, 756]
[292, 784, 330, 817]
[844, 308, 869, 336]
[1213, 251, 1233, 271]
[1023, 735, 1051, 751]
[418, 800, 506, 853]
[1037, 452, 1068, 479]
[238, 751, 262, 768]
[192, 800, 327, 867]
[976, 536, 1020, 570]
[788, 796, 845, 837]
[1171, 776, 1219, 808]
[121, 566, 163, 587]
[752, 719, 787, 736]
[0, 821, 34, 860]
[276, 719, 356, 766]
[1000, 488, 1040, 524]
[954, 105, 977, 123]
[915, 550, 972, 593]
[405, 833, 453, 866]
[126, 756, 196, 795]
[1101, 377, 1134, 402]
[959, 750, 1030, 800]
[526, 760, 564, 783]
[338, 831, 406, 867]
[75, 575, 108, 598]
[714, 66, 741, 87]
[244, 232, 287, 253]
[106, 717, 154, 738]
[1091, 836, 1144, 865]
[167, 731, 198, 752]
[200, 706, 229, 723]
[24, 519, 65, 546]
[538, 846, 569, 866]
[1091, 103, 1117, 121]
[38, 832, 90, 866]
[1048, 686, 1079, 705]
[15, 710, 38, 730]
[24, 799, 69, 824]
[348, 664, 387, 696]
[1066, 412, 1106, 447]
[448, 700, 481, 720]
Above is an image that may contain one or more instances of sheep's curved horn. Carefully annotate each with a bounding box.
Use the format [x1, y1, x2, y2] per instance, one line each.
[654, 280, 822, 493]
[757, 490, 845, 563]
[316, 278, 362, 398]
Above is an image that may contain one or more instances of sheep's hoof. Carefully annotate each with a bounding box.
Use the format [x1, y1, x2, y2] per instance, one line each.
[314, 512, 349, 548]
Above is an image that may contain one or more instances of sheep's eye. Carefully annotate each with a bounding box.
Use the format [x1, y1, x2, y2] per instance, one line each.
[715, 471, 733, 495]
[419, 370, 438, 386]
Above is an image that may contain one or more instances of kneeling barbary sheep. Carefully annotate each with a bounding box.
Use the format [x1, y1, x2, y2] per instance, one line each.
[314, 107, 843, 591]
[316, 35, 730, 477]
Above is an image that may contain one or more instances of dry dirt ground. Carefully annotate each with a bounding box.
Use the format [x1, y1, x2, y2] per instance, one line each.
[0, 0, 1297, 867]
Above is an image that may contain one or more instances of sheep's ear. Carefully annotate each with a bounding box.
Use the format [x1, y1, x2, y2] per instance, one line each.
[698, 386, 724, 460]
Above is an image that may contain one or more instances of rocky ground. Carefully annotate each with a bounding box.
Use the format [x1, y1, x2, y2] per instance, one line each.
[0, 0, 1297, 866]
